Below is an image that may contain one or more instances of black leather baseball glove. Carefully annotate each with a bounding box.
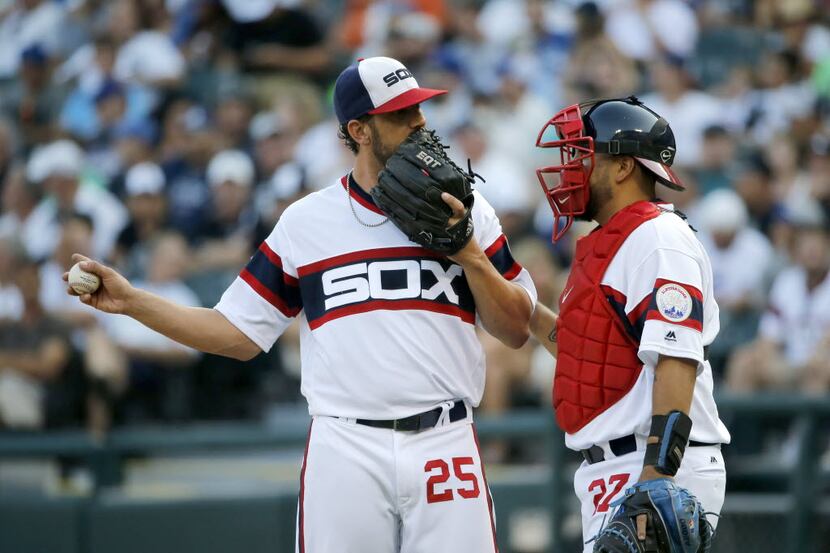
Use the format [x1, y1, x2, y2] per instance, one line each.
[371, 128, 476, 255]
[592, 479, 713, 553]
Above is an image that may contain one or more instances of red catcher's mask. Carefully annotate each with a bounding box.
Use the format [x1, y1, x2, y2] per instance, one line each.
[535, 104, 595, 242]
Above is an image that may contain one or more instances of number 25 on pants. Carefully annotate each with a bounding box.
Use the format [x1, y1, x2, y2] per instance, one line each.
[425, 457, 481, 503]
[588, 473, 630, 514]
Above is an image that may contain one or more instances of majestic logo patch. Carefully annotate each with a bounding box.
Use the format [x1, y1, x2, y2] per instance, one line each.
[664, 330, 677, 342]
[655, 283, 693, 322]
[660, 149, 673, 163]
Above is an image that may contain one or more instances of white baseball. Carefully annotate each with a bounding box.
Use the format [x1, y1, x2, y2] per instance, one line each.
[68, 262, 101, 294]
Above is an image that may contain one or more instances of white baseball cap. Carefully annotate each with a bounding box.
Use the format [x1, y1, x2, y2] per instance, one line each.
[249, 111, 286, 141]
[125, 162, 165, 196]
[221, 0, 300, 23]
[26, 140, 84, 183]
[333, 57, 447, 124]
[207, 150, 255, 188]
[697, 189, 748, 233]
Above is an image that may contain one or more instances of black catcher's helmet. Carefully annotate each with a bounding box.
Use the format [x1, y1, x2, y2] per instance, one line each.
[536, 96, 684, 241]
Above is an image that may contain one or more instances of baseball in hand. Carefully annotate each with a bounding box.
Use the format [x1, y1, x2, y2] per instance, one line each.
[68, 262, 101, 294]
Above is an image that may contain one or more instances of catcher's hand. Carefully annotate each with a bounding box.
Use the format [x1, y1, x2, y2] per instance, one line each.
[592, 479, 713, 553]
[371, 128, 476, 255]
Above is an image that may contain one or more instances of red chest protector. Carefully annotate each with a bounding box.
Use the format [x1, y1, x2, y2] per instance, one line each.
[554, 201, 661, 433]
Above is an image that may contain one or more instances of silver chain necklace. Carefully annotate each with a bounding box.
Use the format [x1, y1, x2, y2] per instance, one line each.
[346, 175, 389, 227]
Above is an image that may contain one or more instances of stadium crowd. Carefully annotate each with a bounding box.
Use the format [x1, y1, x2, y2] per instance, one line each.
[0, 0, 827, 452]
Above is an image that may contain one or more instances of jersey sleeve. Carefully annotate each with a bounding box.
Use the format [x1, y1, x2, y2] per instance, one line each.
[473, 191, 538, 306]
[628, 248, 706, 368]
[214, 219, 302, 352]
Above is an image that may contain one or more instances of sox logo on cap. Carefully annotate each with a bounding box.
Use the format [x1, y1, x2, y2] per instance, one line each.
[333, 57, 447, 124]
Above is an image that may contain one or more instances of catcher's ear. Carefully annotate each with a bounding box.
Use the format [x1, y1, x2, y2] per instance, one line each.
[347, 119, 371, 146]
[613, 156, 638, 184]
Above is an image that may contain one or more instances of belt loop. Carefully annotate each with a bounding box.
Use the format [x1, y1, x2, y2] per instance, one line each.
[435, 401, 454, 428]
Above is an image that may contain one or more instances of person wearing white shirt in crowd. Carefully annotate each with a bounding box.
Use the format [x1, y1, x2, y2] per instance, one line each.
[21, 139, 128, 261]
[642, 55, 723, 168]
[112, 162, 169, 280]
[190, 150, 258, 274]
[451, 121, 534, 238]
[108, 0, 185, 88]
[603, 0, 698, 62]
[727, 214, 830, 392]
[695, 189, 775, 373]
[38, 213, 103, 340]
[0, 0, 66, 78]
[100, 231, 200, 422]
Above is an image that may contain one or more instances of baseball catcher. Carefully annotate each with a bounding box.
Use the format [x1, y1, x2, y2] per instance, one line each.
[527, 96, 730, 553]
[371, 128, 477, 255]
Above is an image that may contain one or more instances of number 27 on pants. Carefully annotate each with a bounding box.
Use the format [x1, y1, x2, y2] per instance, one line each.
[589, 473, 630, 514]
[424, 457, 481, 504]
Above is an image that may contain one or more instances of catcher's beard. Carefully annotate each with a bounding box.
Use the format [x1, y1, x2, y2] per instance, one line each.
[576, 163, 612, 222]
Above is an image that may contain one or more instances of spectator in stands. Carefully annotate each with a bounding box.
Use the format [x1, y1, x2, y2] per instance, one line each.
[0, 236, 22, 320]
[58, 34, 155, 142]
[733, 153, 784, 237]
[21, 140, 127, 261]
[0, 0, 66, 79]
[694, 125, 738, 195]
[727, 215, 830, 392]
[0, 118, 17, 186]
[451, 121, 533, 239]
[745, 48, 816, 144]
[386, 11, 443, 75]
[107, 0, 186, 88]
[213, 91, 255, 151]
[187, 149, 257, 305]
[38, 213, 101, 334]
[697, 189, 775, 375]
[806, 133, 830, 222]
[1, 44, 66, 152]
[101, 232, 199, 423]
[224, 0, 330, 77]
[249, 110, 294, 185]
[0, 164, 39, 239]
[642, 54, 723, 167]
[158, 96, 221, 241]
[488, 62, 556, 184]
[604, 0, 699, 63]
[435, 0, 504, 100]
[107, 119, 159, 198]
[88, 80, 133, 180]
[561, 2, 639, 105]
[0, 249, 76, 429]
[112, 162, 169, 280]
[478, 237, 564, 460]
[561, 1, 638, 107]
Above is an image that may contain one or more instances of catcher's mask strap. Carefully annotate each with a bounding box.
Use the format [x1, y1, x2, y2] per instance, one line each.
[643, 410, 692, 476]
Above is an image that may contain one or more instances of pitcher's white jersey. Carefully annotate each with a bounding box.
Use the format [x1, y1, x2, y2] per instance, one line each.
[215, 174, 536, 419]
[566, 205, 731, 451]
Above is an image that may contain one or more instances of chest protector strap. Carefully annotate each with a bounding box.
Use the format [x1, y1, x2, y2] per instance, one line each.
[554, 201, 662, 433]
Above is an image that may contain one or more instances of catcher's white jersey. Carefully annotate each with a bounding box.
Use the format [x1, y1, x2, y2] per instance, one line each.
[215, 174, 536, 419]
[566, 206, 731, 451]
